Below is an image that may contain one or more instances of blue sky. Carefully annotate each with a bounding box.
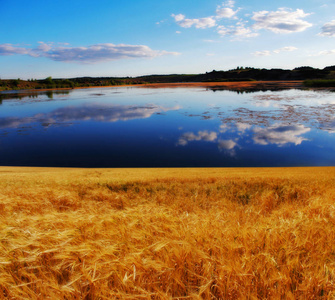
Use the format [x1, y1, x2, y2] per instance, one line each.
[1, 0, 335, 79]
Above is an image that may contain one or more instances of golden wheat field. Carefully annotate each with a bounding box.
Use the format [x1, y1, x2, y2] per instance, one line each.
[0, 167, 335, 299]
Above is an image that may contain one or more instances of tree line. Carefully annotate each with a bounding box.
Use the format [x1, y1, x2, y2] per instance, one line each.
[1, 65, 335, 91]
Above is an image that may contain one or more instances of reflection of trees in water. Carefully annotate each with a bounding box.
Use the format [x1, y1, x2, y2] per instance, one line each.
[208, 86, 335, 94]
[207, 87, 287, 94]
[46, 91, 53, 99]
[0, 90, 71, 101]
[0, 94, 31, 101]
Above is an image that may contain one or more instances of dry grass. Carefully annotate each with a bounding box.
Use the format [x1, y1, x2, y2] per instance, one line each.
[139, 81, 303, 90]
[0, 167, 334, 299]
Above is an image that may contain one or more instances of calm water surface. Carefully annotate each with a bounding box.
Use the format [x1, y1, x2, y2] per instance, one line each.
[0, 86, 334, 167]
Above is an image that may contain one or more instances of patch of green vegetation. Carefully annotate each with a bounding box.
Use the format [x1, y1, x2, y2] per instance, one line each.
[303, 79, 335, 87]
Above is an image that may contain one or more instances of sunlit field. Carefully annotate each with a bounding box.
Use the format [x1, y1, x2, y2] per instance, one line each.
[0, 167, 335, 299]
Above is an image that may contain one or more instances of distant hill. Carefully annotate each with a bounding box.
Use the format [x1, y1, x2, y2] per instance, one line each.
[1, 65, 335, 91]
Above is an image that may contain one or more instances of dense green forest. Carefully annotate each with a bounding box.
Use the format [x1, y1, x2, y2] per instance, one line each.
[1, 65, 335, 91]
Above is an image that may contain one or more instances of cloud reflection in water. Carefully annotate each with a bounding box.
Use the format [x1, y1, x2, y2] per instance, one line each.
[252, 124, 310, 146]
[178, 130, 217, 146]
[0, 103, 181, 130]
[177, 122, 311, 157]
[177, 129, 239, 156]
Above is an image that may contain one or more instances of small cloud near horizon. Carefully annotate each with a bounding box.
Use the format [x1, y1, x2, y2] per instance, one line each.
[253, 50, 271, 56]
[319, 20, 335, 37]
[312, 49, 335, 56]
[252, 46, 298, 56]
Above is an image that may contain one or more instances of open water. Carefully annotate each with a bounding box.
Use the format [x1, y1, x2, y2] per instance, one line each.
[0, 86, 334, 167]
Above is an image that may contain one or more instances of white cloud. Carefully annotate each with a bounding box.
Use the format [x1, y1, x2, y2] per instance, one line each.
[0, 44, 31, 56]
[226, 0, 235, 8]
[172, 14, 216, 29]
[252, 8, 312, 33]
[319, 20, 335, 37]
[216, 7, 237, 19]
[172, 5, 313, 39]
[316, 49, 335, 55]
[253, 50, 271, 56]
[203, 39, 219, 43]
[172, 1, 238, 30]
[172, 14, 185, 22]
[194, 17, 217, 28]
[253, 46, 298, 56]
[217, 23, 258, 38]
[36, 41, 53, 52]
[252, 124, 310, 146]
[273, 46, 298, 53]
[216, 1, 239, 19]
[178, 130, 217, 146]
[0, 42, 179, 63]
[42, 43, 179, 63]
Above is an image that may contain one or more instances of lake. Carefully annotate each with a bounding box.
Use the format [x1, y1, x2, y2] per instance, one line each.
[0, 86, 334, 167]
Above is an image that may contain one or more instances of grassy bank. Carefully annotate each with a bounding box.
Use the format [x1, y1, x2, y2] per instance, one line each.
[0, 167, 335, 299]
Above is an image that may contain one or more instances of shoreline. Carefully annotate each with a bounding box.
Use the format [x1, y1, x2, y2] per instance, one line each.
[0, 80, 305, 94]
[139, 80, 304, 89]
